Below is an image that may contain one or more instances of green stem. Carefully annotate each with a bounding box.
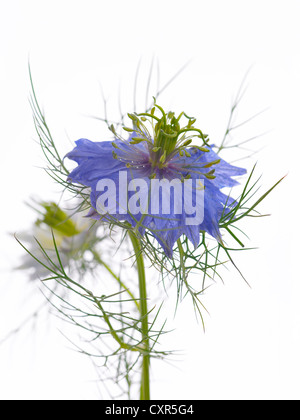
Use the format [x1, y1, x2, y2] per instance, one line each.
[177, 239, 186, 282]
[129, 231, 150, 401]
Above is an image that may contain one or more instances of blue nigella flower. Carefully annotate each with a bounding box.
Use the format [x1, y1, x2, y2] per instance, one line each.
[66, 103, 246, 257]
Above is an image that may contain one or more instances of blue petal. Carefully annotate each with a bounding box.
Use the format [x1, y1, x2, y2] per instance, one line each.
[66, 139, 246, 258]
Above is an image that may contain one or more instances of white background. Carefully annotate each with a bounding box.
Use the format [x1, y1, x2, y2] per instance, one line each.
[0, 0, 300, 400]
